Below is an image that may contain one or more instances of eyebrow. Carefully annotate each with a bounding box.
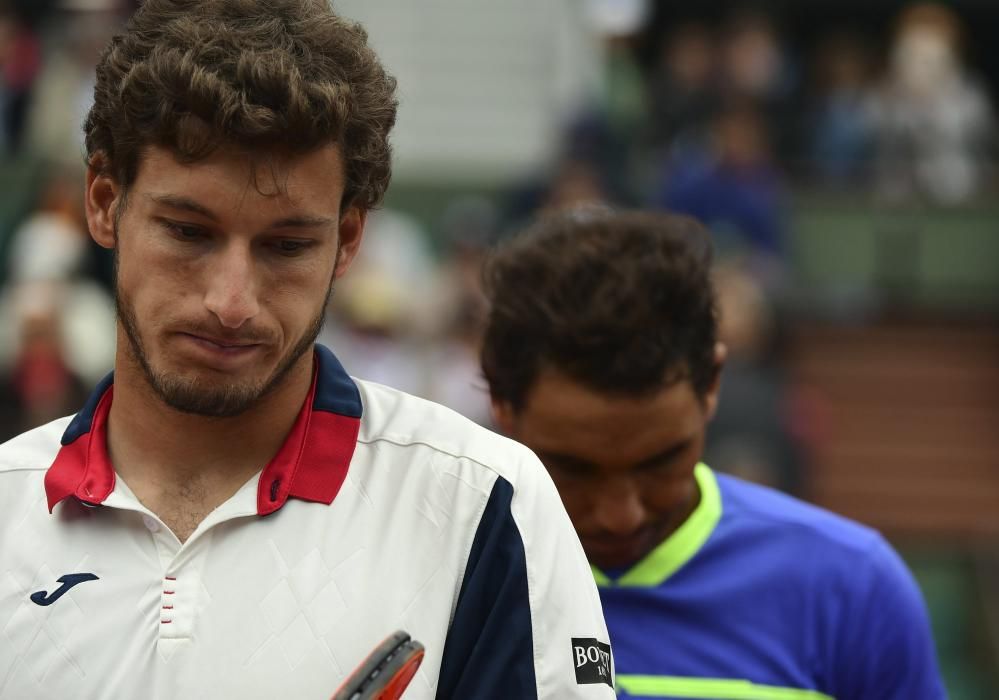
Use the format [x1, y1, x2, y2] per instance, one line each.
[536, 451, 596, 472]
[634, 441, 690, 470]
[537, 440, 690, 473]
[147, 194, 336, 229]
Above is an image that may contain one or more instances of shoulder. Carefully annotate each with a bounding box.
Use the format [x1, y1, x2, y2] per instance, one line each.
[715, 471, 884, 557]
[709, 471, 921, 601]
[355, 378, 544, 491]
[707, 472, 943, 696]
[0, 417, 69, 476]
[0, 417, 69, 513]
[353, 379, 578, 565]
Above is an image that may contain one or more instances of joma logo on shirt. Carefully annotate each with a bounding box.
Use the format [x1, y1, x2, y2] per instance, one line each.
[30, 573, 99, 606]
[571, 637, 612, 687]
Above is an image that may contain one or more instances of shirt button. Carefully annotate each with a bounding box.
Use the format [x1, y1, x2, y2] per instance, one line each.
[142, 515, 160, 533]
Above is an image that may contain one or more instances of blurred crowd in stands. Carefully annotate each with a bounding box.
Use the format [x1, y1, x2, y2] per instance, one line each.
[0, 0, 995, 499]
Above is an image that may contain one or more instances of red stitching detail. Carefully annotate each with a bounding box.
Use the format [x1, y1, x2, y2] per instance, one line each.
[161, 620, 172, 624]
[164, 590, 175, 595]
[162, 605, 173, 609]
[165, 576, 177, 581]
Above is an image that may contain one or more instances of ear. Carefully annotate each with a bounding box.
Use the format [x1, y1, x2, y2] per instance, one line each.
[333, 205, 367, 278]
[703, 342, 727, 421]
[84, 157, 123, 249]
[490, 398, 517, 436]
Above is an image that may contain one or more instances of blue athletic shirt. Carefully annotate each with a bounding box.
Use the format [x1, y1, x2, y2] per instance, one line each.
[595, 464, 946, 700]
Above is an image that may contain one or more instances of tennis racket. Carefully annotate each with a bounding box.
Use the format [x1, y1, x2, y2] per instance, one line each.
[330, 630, 425, 700]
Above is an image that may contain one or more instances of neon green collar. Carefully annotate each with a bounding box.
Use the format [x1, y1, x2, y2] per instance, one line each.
[592, 463, 722, 587]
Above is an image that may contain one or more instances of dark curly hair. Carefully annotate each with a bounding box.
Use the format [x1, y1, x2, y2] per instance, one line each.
[84, 0, 397, 210]
[481, 208, 718, 411]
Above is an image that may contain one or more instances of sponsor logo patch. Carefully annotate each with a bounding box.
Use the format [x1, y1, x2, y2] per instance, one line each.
[30, 573, 99, 606]
[571, 638, 613, 687]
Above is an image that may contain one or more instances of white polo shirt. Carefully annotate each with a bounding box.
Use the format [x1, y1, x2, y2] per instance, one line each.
[0, 345, 614, 699]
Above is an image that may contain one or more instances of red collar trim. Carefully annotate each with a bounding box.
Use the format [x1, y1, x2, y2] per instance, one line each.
[44, 385, 116, 511]
[255, 362, 360, 515]
[45, 347, 362, 515]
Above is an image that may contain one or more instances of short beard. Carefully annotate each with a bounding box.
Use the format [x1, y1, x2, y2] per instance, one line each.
[113, 243, 336, 418]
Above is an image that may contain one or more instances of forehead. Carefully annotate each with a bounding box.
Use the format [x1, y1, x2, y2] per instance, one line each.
[514, 368, 705, 468]
[130, 144, 346, 218]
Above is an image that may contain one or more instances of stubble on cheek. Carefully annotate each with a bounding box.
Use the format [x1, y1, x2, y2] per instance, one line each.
[114, 271, 334, 417]
[110, 218, 341, 417]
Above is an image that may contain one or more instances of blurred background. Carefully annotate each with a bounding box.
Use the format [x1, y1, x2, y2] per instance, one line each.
[0, 0, 996, 694]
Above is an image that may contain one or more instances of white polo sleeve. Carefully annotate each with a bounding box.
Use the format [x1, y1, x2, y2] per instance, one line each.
[435, 450, 615, 699]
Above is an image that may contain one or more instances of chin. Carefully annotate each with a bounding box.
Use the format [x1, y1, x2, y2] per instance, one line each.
[591, 554, 638, 571]
[584, 527, 664, 571]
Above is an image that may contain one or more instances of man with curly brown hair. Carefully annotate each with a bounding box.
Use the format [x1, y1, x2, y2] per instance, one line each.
[0, 3, 614, 699]
[482, 208, 946, 700]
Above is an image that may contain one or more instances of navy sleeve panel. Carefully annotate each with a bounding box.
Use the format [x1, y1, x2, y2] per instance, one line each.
[436, 476, 538, 700]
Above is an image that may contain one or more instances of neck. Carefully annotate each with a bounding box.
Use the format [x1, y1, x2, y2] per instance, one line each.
[105, 342, 314, 538]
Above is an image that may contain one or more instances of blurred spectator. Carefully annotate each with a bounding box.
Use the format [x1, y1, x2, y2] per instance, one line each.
[718, 11, 798, 163]
[546, 0, 651, 208]
[720, 13, 787, 101]
[652, 102, 786, 284]
[502, 155, 617, 233]
[5, 170, 88, 283]
[0, 171, 115, 385]
[0, 282, 89, 441]
[422, 197, 501, 427]
[705, 262, 805, 494]
[541, 158, 612, 213]
[24, 2, 123, 170]
[424, 298, 494, 428]
[866, 2, 994, 204]
[321, 209, 441, 397]
[323, 201, 499, 424]
[645, 23, 719, 159]
[322, 270, 430, 397]
[582, 0, 650, 138]
[809, 33, 875, 185]
[0, 9, 41, 154]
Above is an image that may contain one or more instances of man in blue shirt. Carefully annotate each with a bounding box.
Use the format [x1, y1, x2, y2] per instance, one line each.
[481, 208, 946, 699]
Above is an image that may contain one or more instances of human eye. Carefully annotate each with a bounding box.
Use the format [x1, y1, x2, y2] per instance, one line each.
[158, 219, 206, 242]
[640, 459, 677, 475]
[543, 455, 596, 480]
[269, 238, 316, 257]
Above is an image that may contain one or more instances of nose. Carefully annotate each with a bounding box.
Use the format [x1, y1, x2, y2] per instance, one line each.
[592, 477, 646, 536]
[203, 243, 260, 329]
